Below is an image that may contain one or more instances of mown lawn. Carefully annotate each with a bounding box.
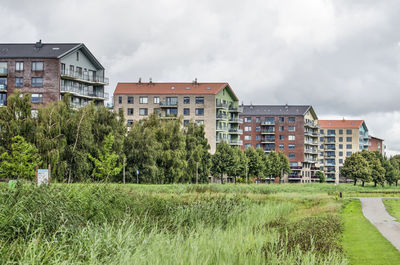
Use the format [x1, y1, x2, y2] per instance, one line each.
[382, 199, 400, 221]
[342, 200, 400, 265]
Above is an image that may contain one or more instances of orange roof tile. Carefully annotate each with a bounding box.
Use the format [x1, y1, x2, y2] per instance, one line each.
[318, 120, 364, 129]
[114, 82, 237, 99]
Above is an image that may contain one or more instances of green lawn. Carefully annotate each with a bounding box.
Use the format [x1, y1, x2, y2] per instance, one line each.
[383, 199, 400, 221]
[342, 200, 400, 265]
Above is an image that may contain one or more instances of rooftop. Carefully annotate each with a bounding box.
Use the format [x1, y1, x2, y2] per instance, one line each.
[318, 120, 365, 129]
[240, 105, 314, 116]
[0, 41, 80, 58]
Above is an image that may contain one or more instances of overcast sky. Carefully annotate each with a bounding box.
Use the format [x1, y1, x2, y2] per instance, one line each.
[2, 0, 400, 155]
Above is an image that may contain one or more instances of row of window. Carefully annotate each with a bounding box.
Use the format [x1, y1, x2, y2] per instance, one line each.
[243, 116, 296, 123]
[320, 144, 353, 149]
[124, 107, 205, 116]
[118, 96, 205, 105]
[244, 125, 295, 132]
[321, 129, 352, 135]
[127, 119, 205, 127]
[320, 136, 353, 142]
[244, 135, 296, 141]
[0, 61, 44, 71]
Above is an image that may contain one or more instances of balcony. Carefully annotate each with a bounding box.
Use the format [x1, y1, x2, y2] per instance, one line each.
[216, 126, 228, 132]
[160, 113, 178, 119]
[0, 68, 7, 76]
[304, 121, 317, 128]
[228, 128, 243, 134]
[261, 137, 275, 143]
[229, 106, 243, 112]
[305, 158, 317, 163]
[290, 166, 303, 170]
[159, 101, 178, 107]
[61, 85, 109, 100]
[304, 131, 313, 137]
[229, 117, 243, 123]
[61, 69, 109, 85]
[261, 129, 275, 134]
[216, 102, 229, 109]
[0, 84, 7, 91]
[216, 138, 228, 144]
[230, 139, 243, 146]
[305, 140, 318, 145]
[304, 148, 318, 154]
[216, 114, 229, 120]
[261, 121, 275, 126]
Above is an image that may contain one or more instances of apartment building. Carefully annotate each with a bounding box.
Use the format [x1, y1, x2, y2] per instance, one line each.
[318, 120, 369, 183]
[239, 105, 319, 183]
[0, 41, 108, 109]
[113, 80, 242, 153]
[369, 136, 385, 156]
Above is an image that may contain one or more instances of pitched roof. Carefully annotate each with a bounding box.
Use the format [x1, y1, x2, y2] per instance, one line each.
[370, 136, 384, 141]
[114, 82, 237, 99]
[0, 43, 80, 58]
[318, 120, 364, 129]
[240, 105, 313, 116]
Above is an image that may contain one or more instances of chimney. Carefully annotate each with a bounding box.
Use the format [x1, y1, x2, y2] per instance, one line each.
[138, 77, 142, 85]
[149, 77, 153, 86]
[193, 78, 198, 86]
[285, 104, 289, 111]
[35, 40, 43, 49]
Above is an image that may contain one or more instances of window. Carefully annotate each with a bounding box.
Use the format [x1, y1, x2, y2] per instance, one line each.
[139, 108, 148, 116]
[76, 67, 82, 77]
[256, 117, 261, 123]
[31, 77, 43, 87]
[118, 107, 122, 113]
[279, 135, 284, 140]
[183, 97, 190, 104]
[339, 151, 343, 156]
[244, 126, 251, 132]
[195, 97, 204, 104]
[288, 126, 295, 132]
[339, 137, 343, 142]
[118, 96, 122, 104]
[76, 52, 79, 61]
[184, 108, 190, 115]
[256, 126, 261, 132]
[339, 144, 343, 149]
[346, 144, 352, 149]
[339, 159, 343, 163]
[15, 77, 23, 87]
[327, 129, 335, 135]
[279, 144, 284, 150]
[183, 120, 190, 126]
[127, 96, 134, 104]
[289, 153, 295, 159]
[31, 93, 43, 103]
[244, 135, 252, 141]
[346, 137, 352, 142]
[196, 120, 204, 125]
[256, 135, 261, 141]
[279, 126, 284, 132]
[195, 108, 204, 116]
[288, 144, 295, 150]
[139, 96, 148, 104]
[31, 61, 44, 71]
[245, 144, 251, 150]
[127, 108, 134, 115]
[320, 129, 324, 134]
[154, 108, 160, 115]
[153, 96, 159, 104]
[288, 135, 295, 141]
[16, 62, 24, 71]
[320, 137, 324, 142]
[256, 144, 261, 148]
[279, 117, 284, 122]
[339, 129, 343, 134]
[60, 63, 65, 74]
[288, 117, 295, 123]
[346, 129, 352, 134]
[346, 151, 352, 157]
[127, 120, 133, 127]
[245, 117, 252, 123]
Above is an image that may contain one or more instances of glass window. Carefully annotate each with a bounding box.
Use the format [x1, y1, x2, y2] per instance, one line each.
[195, 108, 204, 116]
[127, 96, 134, 104]
[183, 97, 190, 104]
[76, 67, 82, 77]
[153, 96, 159, 104]
[339, 159, 343, 163]
[327, 129, 335, 135]
[245, 144, 251, 150]
[346, 129, 352, 134]
[346, 151, 352, 157]
[288, 144, 295, 150]
[31, 93, 43, 103]
[139, 96, 148, 104]
[279, 144, 284, 150]
[346, 137, 352, 142]
[339, 144, 343, 149]
[127, 120, 133, 127]
[289, 153, 295, 159]
[139, 108, 148, 116]
[153, 108, 160, 115]
[256, 117, 260, 123]
[245, 117, 252, 123]
[196, 120, 204, 125]
[31, 77, 43, 87]
[279, 135, 284, 140]
[183, 120, 190, 126]
[256, 144, 261, 148]
[279, 117, 284, 122]
[15, 77, 23, 87]
[279, 126, 284, 132]
[288, 126, 295, 132]
[127, 108, 134, 115]
[195, 97, 204, 104]
[346, 144, 352, 149]
[244, 126, 251, 132]
[339, 137, 343, 142]
[16, 62, 24, 71]
[256, 126, 261, 132]
[320, 137, 324, 142]
[320, 129, 324, 134]
[339, 129, 343, 134]
[339, 151, 343, 156]
[256, 135, 261, 141]
[184, 108, 190, 115]
[288, 117, 295, 123]
[118, 96, 122, 104]
[288, 135, 295, 141]
[244, 135, 251, 140]
[32, 61, 44, 71]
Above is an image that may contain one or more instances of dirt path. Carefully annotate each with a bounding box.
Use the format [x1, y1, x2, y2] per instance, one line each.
[359, 197, 400, 251]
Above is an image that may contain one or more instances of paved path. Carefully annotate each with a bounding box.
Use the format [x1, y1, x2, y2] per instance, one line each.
[359, 197, 400, 251]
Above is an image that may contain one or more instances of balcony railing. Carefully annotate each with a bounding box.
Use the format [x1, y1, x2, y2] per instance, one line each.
[261, 129, 275, 134]
[229, 106, 243, 112]
[216, 102, 229, 109]
[228, 128, 243, 134]
[0, 68, 7, 75]
[261, 121, 275, 125]
[262, 137, 275, 143]
[229, 140, 243, 145]
[305, 121, 317, 128]
[304, 148, 318, 154]
[305, 140, 318, 145]
[61, 69, 109, 85]
[0, 84, 6, 91]
[216, 114, 229, 120]
[229, 118, 243, 123]
[159, 101, 178, 107]
[61, 85, 109, 100]
[216, 126, 228, 131]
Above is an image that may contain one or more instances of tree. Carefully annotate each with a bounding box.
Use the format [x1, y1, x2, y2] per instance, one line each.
[211, 142, 235, 183]
[278, 152, 291, 182]
[233, 147, 248, 184]
[315, 170, 326, 183]
[245, 147, 264, 182]
[390, 155, 400, 186]
[0, 136, 41, 180]
[89, 133, 123, 181]
[340, 152, 372, 186]
[360, 150, 385, 187]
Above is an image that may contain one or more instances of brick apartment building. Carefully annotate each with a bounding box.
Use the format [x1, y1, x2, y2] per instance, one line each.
[369, 136, 385, 156]
[113, 80, 242, 153]
[318, 119, 370, 183]
[239, 105, 319, 183]
[0, 41, 108, 109]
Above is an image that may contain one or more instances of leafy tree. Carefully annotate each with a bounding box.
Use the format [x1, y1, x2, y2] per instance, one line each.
[266, 151, 280, 181]
[245, 147, 264, 182]
[233, 147, 248, 184]
[340, 152, 372, 186]
[390, 155, 400, 186]
[211, 142, 235, 183]
[360, 150, 385, 187]
[0, 136, 41, 180]
[89, 133, 123, 181]
[278, 152, 291, 182]
[315, 170, 326, 183]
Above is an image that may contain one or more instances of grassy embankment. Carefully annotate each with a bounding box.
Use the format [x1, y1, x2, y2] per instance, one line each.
[382, 199, 400, 221]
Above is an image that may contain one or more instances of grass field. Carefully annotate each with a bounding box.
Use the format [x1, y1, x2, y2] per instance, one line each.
[0, 183, 399, 264]
[382, 199, 400, 221]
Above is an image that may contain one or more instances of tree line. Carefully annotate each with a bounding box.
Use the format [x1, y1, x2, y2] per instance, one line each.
[340, 150, 400, 186]
[0, 92, 290, 184]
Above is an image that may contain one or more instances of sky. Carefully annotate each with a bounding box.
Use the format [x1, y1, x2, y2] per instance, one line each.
[2, 0, 400, 155]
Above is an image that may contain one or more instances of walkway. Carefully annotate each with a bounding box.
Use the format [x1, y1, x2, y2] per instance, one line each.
[359, 197, 400, 251]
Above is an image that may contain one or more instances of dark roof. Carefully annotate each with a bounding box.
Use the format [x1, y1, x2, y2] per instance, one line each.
[240, 105, 314, 117]
[0, 43, 81, 58]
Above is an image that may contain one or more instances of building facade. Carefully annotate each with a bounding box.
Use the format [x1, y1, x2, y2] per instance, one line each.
[239, 105, 319, 183]
[113, 81, 242, 153]
[0, 41, 108, 109]
[318, 120, 369, 183]
[369, 136, 385, 156]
